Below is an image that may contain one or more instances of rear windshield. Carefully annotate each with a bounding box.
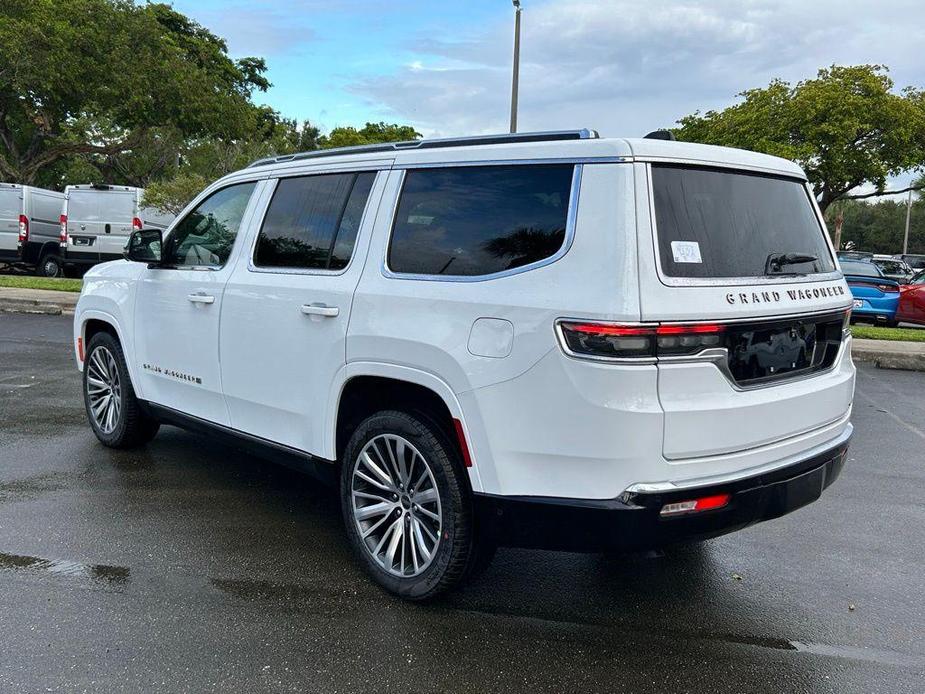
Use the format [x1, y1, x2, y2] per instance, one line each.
[652, 165, 835, 279]
[0, 189, 21, 219]
[67, 192, 135, 222]
[840, 260, 882, 278]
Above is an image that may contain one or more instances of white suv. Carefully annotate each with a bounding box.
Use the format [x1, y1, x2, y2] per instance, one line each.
[73, 130, 855, 599]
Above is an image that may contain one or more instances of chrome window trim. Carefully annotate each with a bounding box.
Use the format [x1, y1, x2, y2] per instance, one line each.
[644, 163, 843, 288]
[246, 171, 379, 277]
[381, 163, 583, 283]
[392, 157, 626, 169]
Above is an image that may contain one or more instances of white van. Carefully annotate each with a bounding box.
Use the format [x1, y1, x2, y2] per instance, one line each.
[60, 185, 173, 274]
[73, 130, 855, 599]
[0, 183, 66, 276]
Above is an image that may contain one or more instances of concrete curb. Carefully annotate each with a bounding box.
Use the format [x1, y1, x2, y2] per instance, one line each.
[0, 287, 78, 316]
[852, 338, 925, 372]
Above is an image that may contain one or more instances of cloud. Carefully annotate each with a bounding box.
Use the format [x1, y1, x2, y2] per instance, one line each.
[350, 0, 925, 138]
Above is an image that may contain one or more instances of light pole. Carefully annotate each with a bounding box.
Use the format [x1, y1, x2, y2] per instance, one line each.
[903, 188, 913, 255]
[509, 0, 522, 133]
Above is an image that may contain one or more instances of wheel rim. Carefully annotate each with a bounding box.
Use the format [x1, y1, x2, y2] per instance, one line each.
[350, 434, 443, 578]
[85, 346, 122, 435]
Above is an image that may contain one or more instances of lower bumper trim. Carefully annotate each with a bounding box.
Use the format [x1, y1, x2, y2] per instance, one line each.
[473, 437, 849, 552]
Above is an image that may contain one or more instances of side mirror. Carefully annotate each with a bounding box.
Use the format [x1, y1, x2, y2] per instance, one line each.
[124, 229, 163, 265]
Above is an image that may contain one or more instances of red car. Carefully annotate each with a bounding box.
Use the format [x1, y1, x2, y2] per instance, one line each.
[897, 270, 925, 325]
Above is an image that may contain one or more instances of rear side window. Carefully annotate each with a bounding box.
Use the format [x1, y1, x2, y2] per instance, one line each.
[254, 172, 375, 271]
[652, 165, 836, 279]
[388, 164, 574, 277]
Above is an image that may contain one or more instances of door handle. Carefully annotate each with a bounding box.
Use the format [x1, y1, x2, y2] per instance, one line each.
[187, 293, 215, 304]
[300, 303, 339, 317]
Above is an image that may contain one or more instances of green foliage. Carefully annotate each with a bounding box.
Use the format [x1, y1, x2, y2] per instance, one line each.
[826, 198, 925, 254]
[0, 276, 82, 292]
[851, 325, 925, 342]
[142, 172, 210, 215]
[321, 122, 421, 149]
[675, 65, 925, 212]
[0, 0, 271, 183]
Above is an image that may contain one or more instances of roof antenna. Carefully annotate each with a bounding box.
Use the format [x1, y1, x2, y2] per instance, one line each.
[644, 130, 676, 141]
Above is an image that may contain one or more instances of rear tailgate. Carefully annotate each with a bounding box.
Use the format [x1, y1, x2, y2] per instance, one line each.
[635, 162, 854, 462]
[0, 187, 21, 256]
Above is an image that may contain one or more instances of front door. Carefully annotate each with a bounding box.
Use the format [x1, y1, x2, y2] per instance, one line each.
[220, 168, 385, 455]
[134, 180, 260, 425]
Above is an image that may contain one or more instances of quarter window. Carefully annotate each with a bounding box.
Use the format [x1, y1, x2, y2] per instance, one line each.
[254, 172, 375, 271]
[163, 182, 257, 268]
[388, 164, 574, 277]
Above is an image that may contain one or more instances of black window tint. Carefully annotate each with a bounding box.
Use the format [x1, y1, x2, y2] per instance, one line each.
[388, 164, 574, 276]
[652, 165, 836, 278]
[164, 182, 256, 267]
[255, 172, 375, 270]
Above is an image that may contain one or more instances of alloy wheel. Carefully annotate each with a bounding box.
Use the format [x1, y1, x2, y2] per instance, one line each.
[350, 434, 443, 577]
[86, 347, 123, 434]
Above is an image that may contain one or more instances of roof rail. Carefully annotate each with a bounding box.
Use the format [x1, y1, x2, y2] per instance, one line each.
[247, 129, 599, 168]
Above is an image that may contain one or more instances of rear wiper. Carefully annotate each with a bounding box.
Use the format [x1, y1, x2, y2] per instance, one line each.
[765, 252, 818, 276]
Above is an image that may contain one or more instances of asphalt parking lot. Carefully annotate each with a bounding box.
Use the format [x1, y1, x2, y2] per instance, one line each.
[0, 313, 923, 693]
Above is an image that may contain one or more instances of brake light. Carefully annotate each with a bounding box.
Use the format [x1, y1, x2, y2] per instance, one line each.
[660, 493, 731, 517]
[877, 284, 899, 293]
[132, 217, 143, 232]
[558, 321, 725, 359]
[59, 214, 68, 245]
[17, 214, 28, 243]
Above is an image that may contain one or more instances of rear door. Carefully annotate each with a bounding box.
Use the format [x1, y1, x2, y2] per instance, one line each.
[64, 190, 101, 265]
[96, 191, 137, 261]
[220, 166, 386, 454]
[635, 162, 854, 462]
[0, 187, 21, 262]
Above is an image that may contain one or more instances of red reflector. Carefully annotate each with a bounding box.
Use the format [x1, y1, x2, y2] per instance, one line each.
[660, 493, 731, 517]
[453, 418, 473, 468]
[656, 323, 725, 335]
[568, 323, 654, 336]
[77, 337, 84, 362]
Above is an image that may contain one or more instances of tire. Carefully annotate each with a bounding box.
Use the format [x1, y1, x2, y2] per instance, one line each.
[63, 265, 83, 279]
[35, 253, 61, 278]
[83, 332, 160, 448]
[340, 410, 478, 600]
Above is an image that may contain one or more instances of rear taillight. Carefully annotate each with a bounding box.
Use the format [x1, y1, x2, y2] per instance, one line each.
[660, 493, 731, 517]
[17, 214, 28, 243]
[558, 322, 725, 360]
[878, 284, 899, 293]
[132, 217, 143, 232]
[59, 214, 68, 245]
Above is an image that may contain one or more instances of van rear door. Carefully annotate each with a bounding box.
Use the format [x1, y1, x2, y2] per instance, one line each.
[0, 187, 21, 262]
[95, 191, 137, 261]
[635, 162, 854, 468]
[64, 190, 101, 265]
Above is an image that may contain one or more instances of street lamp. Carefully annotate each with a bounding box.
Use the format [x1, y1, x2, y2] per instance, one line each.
[510, 0, 522, 133]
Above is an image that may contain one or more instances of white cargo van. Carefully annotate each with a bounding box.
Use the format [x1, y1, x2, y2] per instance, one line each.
[60, 185, 173, 274]
[0, 183, 66, 276]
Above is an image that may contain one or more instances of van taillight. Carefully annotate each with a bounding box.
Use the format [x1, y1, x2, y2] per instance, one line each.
[132, 217, 143, 231]
[59, 214, 68, 245]
[557, 322, 725, 360]
[18, 214, 28, 243]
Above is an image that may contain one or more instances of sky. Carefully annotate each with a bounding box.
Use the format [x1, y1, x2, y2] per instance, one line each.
[172, 0, 925, 191]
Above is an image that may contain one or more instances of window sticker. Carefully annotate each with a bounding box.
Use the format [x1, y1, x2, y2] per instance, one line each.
[671, 240, 702, 264]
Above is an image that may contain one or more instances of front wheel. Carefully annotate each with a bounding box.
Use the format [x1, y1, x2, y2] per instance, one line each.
[340, 411, 478, 600]
[83, 332, 160, 448]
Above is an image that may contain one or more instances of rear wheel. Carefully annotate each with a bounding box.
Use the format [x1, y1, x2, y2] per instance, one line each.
[35, 252, 61, 278]
[340, 410, 478, 600]
[83, 332, 159, 448]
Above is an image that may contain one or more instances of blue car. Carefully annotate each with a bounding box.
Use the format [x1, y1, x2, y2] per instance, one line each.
[840, 259, 900, 326]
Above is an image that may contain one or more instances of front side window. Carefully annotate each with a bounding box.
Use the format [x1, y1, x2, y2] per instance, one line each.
[163, 182, 257, 268]
[388, 164, 574, 277]
[254, 171, 375, 271]
[652, 165, 836, 279]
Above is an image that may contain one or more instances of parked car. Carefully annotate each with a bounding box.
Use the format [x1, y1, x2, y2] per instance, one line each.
[73, 130, 855, 599]
[897, 269, 925, 325]
[870, 256, 913, 283]
[894, 253, 925, 270]
[837, 250, 874, 261]
[60, 184, 173, 275]
[841, 259, 901, 325]
[0, 183, 67, 276]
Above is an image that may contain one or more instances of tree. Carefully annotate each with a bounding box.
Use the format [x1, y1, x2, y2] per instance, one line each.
[0, 0, 271, 184]
[825, 198, 925, 254]
[321, 122, 420, 149]
[675, 65, 925, 213]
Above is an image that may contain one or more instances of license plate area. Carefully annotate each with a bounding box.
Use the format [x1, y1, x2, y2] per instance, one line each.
[725, 311, 846, 387]
[71, 236, 94, 247]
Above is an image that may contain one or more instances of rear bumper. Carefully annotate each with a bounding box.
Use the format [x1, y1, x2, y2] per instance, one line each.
[474, 435, 850, 552]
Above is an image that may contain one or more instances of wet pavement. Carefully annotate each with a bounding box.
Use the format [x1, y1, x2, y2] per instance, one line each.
[0, 313, 923, 693]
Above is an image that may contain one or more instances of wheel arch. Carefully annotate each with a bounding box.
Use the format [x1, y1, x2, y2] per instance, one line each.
[329, 363, 483, 492]
[75, 310, 141, 395]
